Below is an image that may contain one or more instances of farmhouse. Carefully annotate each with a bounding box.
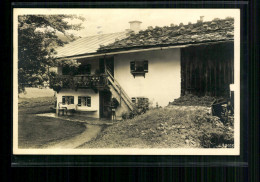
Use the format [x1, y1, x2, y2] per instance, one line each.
[52, 18, 235, 119]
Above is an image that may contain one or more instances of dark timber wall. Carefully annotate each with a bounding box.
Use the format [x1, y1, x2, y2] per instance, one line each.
[181, 42, 234, 97]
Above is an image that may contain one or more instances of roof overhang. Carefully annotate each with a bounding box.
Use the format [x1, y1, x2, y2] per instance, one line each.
[56, 40, 234, 61]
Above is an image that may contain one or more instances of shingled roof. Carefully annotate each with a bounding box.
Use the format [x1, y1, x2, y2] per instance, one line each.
[98, 17, 234, 53]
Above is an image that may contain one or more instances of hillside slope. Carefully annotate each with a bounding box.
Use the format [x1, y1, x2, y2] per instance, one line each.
[80, 106, 234, 148]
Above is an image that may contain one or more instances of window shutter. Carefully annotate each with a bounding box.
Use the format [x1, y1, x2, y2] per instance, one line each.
[144, 60, 148, 72]
[62, 96, 65, 104]
[71, 96, 74, 104]
[130, 61, 135, 72]
[78, 97, 81, 106]
[87, 97, 91, 107]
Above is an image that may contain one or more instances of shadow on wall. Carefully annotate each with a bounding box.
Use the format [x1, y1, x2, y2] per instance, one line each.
[19, 87, 55, 98]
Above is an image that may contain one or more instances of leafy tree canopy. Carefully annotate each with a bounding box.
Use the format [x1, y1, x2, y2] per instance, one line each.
[18, 15, 85, 93]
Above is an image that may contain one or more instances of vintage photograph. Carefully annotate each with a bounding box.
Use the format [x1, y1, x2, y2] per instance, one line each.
[13, 9, 240, 155]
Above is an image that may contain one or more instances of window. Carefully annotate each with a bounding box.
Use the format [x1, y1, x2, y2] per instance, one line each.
[78, 64, 91, 75]
[130, 60, 148, 77]
[78, 96, 91, 107]
[131, 97, 136, 104]
[62, 96, 74, 105]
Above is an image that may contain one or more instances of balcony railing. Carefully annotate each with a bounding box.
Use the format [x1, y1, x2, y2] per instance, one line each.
[50, 74, 108, 92]
[73, 74, 108, 88]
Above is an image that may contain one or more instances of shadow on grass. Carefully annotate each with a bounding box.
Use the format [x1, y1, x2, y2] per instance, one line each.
[18, 97, 86, 148]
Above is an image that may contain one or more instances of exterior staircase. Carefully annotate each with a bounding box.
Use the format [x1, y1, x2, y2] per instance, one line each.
[106, 70, 133, 118]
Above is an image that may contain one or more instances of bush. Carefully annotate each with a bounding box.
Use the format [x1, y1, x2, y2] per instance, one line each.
[121, 108, 139, 120]
[122, 98, 149, 120]
[121, 112, 129, 120]
[199, 128, 234, 148]
[136, 98, 149, 113]
[195, 112, 234, 148]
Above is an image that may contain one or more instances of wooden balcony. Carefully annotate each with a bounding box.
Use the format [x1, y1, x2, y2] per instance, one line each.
[73, 74, 108, 88]
[50, 74, 109, 92]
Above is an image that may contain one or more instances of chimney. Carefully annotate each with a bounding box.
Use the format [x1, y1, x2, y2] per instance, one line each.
[129, 21, 142, 33]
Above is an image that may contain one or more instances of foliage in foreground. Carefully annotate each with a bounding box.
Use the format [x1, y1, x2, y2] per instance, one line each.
[81, 106, 234, 148]
[18, 15, 84, 93]
[121, 98, 149, 119]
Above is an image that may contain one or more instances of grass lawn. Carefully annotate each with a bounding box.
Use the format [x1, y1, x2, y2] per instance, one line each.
[18, 97, 56, 114]
[80, 106, 234, 148]
[17, 96, 234, 149]
[18, 97, 86, 148]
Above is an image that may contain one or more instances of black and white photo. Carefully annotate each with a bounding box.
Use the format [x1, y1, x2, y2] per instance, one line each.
[13, 8, 240, 155]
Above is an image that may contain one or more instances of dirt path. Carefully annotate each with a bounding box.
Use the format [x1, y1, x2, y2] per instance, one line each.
[44, 124, 101, 149]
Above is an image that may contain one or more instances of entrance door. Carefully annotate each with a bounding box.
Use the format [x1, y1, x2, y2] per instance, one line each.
[106, 57, 114, 76]
[99, 91, 112, 118]
[99, 57, 114, 76]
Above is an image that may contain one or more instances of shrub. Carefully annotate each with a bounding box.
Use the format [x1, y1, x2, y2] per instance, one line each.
[121, 108, 139, 120]
[121, 112, 129, 120]
[195, 112, 234, 148]
[122, 98, 149, 120]
[136, 98, 149, 113]
[198, 127, 234, 148]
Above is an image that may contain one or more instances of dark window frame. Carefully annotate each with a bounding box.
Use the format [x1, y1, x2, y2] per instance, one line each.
[78, 96, 91, 107]
[130, 60, 148, 78]
[62, 96, 74, 105]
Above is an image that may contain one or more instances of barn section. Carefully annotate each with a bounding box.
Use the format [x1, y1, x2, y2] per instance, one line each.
[97, 18, 235, 98]
[180, 42, 234, 97]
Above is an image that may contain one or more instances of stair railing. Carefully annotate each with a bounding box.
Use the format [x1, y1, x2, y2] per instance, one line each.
[106, 70, 133, 111]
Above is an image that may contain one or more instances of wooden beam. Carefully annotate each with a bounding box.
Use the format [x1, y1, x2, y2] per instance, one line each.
[104, 55, 107, 75]
[205, 58, 208, 95]
[214, 58, 217, 96]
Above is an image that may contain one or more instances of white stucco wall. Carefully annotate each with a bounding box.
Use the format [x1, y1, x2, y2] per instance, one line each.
[57, 89, 99, 118]
[114, 48, 181, 107]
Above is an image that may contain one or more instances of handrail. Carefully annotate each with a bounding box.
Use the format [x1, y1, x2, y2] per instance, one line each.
[106, 70, 132, 103]
[106, 70, 133, 110]
[106, 70, 132, 101]
[107, 76, 132, 108]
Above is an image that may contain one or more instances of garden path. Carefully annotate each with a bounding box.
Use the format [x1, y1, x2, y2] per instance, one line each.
[45, 124, 101, 149]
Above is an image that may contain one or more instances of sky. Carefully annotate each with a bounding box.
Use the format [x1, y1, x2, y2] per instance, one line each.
[15, 8, 239, 37]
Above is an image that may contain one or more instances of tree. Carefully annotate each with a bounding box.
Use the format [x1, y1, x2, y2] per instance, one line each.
[18, 15, 85, 93]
